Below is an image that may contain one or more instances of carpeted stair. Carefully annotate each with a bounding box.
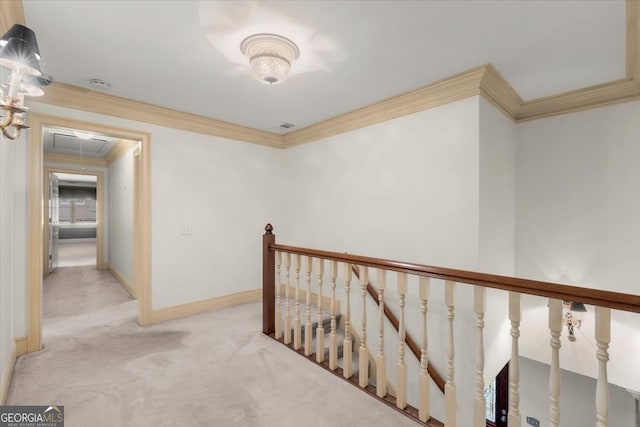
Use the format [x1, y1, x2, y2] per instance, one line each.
[289, 301, 366, 380]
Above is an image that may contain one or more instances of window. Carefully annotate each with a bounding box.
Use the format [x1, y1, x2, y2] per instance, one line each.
[484, 378, 497, 422]
[486, 362, 509, 427]
[58, 186, 97, 223]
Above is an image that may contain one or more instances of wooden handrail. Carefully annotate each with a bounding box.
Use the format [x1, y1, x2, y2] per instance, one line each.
[270, 243, 640, 314]
[351, 264, 446, 394]
[263, 224, 276, 335]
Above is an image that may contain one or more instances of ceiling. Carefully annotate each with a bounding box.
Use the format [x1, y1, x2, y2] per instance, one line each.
[22, 1, 626, 134]
[43, 126, 118, 158]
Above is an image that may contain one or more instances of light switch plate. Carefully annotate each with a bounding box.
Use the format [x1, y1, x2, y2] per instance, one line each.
[526, 416, 540, 427]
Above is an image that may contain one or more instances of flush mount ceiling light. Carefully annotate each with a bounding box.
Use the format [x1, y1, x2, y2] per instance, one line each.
[240, 33, 299, 85]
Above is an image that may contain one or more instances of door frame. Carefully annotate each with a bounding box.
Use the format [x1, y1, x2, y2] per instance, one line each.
[27, 113, 153, 353]
[43, 168, 105, 272]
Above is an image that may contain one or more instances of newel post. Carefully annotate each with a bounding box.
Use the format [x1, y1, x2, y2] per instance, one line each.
[263, 223, 276, 335]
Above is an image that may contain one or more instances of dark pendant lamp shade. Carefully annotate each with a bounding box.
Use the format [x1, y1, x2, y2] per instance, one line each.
[0, 24, 40, 58]
[0, 24, 42, 76]
[569, 302, 587, 312]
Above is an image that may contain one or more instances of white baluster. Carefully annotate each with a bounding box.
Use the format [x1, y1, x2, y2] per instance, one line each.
[509, 292, 522, 427]
[293, 254, 302, 350]
[376, 269, 387, 398]
[359, 266, 369, 388]
[445, 280, 456, 427]
[474, 286, 486, 427]
[275, 252, 282, 339]
[343, 263, 353, 378]
[595, 306, 611, 427]
[304, 256, 313, 356]
[397, 272, 408, 409]
[548, 299, 562, 427]
[329, 260, 338, 370]
[419, 276, 430, 422]
[316, 258, 325, 363]
[284, 253, 291, 344]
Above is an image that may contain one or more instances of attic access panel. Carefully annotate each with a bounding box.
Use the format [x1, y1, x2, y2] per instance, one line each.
[52, 133, 109, 157]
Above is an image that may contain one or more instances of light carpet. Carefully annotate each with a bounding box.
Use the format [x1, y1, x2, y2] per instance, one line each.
[57, 241, 96, 267]
[9, 274, 418, 426]
[43, 266, 132, 320]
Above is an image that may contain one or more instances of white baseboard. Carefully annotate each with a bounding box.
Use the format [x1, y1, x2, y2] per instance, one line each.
[151, 289, 262, 324]
[108, 263, 136, 299]
[0, 338, 27, 405]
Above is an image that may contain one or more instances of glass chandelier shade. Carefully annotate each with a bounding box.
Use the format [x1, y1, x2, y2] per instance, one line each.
[240, 33, 299, 85]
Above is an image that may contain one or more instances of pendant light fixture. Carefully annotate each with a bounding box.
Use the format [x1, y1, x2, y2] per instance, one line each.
[0, 24, 46, 140]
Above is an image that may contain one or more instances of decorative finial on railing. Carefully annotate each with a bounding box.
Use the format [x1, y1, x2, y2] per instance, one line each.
[265, 223, 273, 235]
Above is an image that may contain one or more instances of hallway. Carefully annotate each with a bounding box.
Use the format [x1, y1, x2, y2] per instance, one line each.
[43, 266, 132, 321]
[7, 281, 416, 426]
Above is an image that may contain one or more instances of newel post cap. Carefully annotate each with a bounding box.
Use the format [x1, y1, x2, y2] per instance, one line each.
[265, 223, 273, 235]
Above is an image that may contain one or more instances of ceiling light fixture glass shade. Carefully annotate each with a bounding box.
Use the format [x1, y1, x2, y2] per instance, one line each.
[19, 74, 45, 97]
[0, 24, 45, 140]
[240, 33, 299, 85]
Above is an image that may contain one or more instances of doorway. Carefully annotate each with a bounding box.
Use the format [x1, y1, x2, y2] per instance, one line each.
[44, 171, 103, 272]
[26, 113, 152, 353]
[486, 362, 509, 427]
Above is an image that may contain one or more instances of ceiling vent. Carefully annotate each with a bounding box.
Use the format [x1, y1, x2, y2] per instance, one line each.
[280, 123, 295, 129]
[89, 79, 110, 90]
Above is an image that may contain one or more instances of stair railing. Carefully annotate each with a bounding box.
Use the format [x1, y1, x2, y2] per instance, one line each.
[262, 224, 640, 427]
[351, 263, 446, 394]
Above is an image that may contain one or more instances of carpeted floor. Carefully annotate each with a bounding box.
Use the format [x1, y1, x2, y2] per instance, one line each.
[57, 241, 96, 267]
[8, 269, 418, 427]
[43, 266, 132, 320]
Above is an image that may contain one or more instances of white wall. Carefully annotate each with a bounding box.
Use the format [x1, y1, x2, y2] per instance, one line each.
[30, 102, 283, 311]
[479, 97, 516, 276]
[520, 356, 635, 427]
[107, 145, 136, 283]
[478, 97, 518, 383]
[12, 140, 27, 339]
[280, 96, 481, 268]
[516, 100, 640, 392]
[0, 130, 26, 398]
[151, 126, 282, 308]
[516, 100, 640, 294]
[0, 134, 16, 396]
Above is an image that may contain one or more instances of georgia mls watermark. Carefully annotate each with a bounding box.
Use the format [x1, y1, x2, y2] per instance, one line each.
[0, 405, 64, 427]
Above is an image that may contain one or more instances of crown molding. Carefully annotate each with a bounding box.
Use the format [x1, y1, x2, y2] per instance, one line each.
[38, 82, 285, 148]
[4, 0, 639, 149]
[43, 152, 107, 168]
[0, 0, 24, 32]
[514, 79, 640, 122]
[283, 66, 486, 147]
[478, 64, 522, 122]
[104, 139, 138, 165]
